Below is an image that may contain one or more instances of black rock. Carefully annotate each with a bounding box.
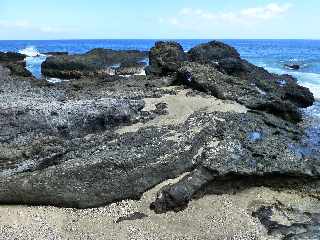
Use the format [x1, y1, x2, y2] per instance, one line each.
[41, 48, 148, 79]
[176, 62, 311, 122]
[285, 64, 300, 70]
[44, 52, 69, 56]
[188, 40, 240, 63]
[0, 52, 32, 77]
[146, 41, 314, 122]
[0, 52, 26, 62]
[146, 41, 187, 76]
[0, 41, 318, 217]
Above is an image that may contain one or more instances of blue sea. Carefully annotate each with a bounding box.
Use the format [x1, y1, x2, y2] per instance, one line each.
[0, 39, 319, 117]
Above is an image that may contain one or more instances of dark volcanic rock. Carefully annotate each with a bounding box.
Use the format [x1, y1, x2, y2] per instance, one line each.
[188, 40, 240, 63]
[41, 48, 148, 79]
[145, 40, 314, 121]
[0, 97, 144, 139]
[44, 52, 69, 56]
[0, 93, 319, 209]
[0, 52, 26, 62]
[0, 40, 319, 224]
[176, 62, 311, 122]
[0, 52, 32, 77]
[252, 204, 320, 239]
[146, 41, 187, 76]
[285, 64, 300, 70]
[150, 111, 320, 213]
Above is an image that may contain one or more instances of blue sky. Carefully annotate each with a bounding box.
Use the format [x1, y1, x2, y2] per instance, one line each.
[0, 0, 319, 40]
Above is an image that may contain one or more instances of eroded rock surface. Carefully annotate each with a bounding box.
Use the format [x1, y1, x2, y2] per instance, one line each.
[0, 41, 319, 240]
[147, 41, 314, 122]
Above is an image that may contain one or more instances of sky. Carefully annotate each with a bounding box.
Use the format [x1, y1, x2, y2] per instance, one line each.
[0, 0, 319, 40]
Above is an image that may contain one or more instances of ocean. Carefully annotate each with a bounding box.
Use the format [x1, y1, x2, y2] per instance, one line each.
[0, 39, 319, 118]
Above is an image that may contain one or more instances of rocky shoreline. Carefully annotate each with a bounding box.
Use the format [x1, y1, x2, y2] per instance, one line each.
[0, 41, 319, 239]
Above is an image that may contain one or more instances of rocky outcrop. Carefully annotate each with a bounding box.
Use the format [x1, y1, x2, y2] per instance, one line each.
[0, 97, 144, 139]
[145, 41, 187, 76]
[0, 52, 32, 77]
[41, 48, 148, 79]
[44, 52, 68, 56]
[0, 41, 319, 239]
[147, 41, 314, 122]
[176, 62, 313, 122]
[188, 41, 240, 63]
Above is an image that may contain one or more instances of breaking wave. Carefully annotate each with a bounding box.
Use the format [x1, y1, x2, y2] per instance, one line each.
[19, 46, 47, 79]
[266, 67, 320, 100]
[18, 46, 45, 57]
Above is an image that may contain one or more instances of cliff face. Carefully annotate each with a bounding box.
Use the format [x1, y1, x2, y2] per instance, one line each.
[0, 41, 319, 239]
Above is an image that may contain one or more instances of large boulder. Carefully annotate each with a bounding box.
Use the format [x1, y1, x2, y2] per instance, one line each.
[188, 40, 240, 63]
[41, 48, 148, 79]
[187, 41, 314, 108]
[146, 41, 187, 76]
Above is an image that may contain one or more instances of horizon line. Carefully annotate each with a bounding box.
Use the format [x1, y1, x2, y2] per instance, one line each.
[0, 38, 320, 41]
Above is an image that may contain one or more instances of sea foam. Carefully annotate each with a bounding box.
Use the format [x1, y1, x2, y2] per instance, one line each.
[18, 46, 45, 57]
[18, 46, 47, 79]
[266, 67, 320, 100]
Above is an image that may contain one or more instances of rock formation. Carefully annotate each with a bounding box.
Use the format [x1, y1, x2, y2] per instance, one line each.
[0, 41, 319, 239]
[41, 48, 148, 79]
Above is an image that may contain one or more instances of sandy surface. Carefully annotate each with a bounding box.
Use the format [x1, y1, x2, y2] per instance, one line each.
[117, 88, 247, 134]
[1, 172, 319, 240]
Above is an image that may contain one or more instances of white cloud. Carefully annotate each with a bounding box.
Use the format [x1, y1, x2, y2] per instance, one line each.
[0, 20, 72, 34]
[161, 3, 292, 28]
[240, 3, 292, 20]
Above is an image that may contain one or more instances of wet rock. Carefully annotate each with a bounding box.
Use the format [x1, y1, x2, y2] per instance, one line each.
[41, 48, 148, 79]
[285, 64, 300, 70]
[146, 41, 187, 76]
